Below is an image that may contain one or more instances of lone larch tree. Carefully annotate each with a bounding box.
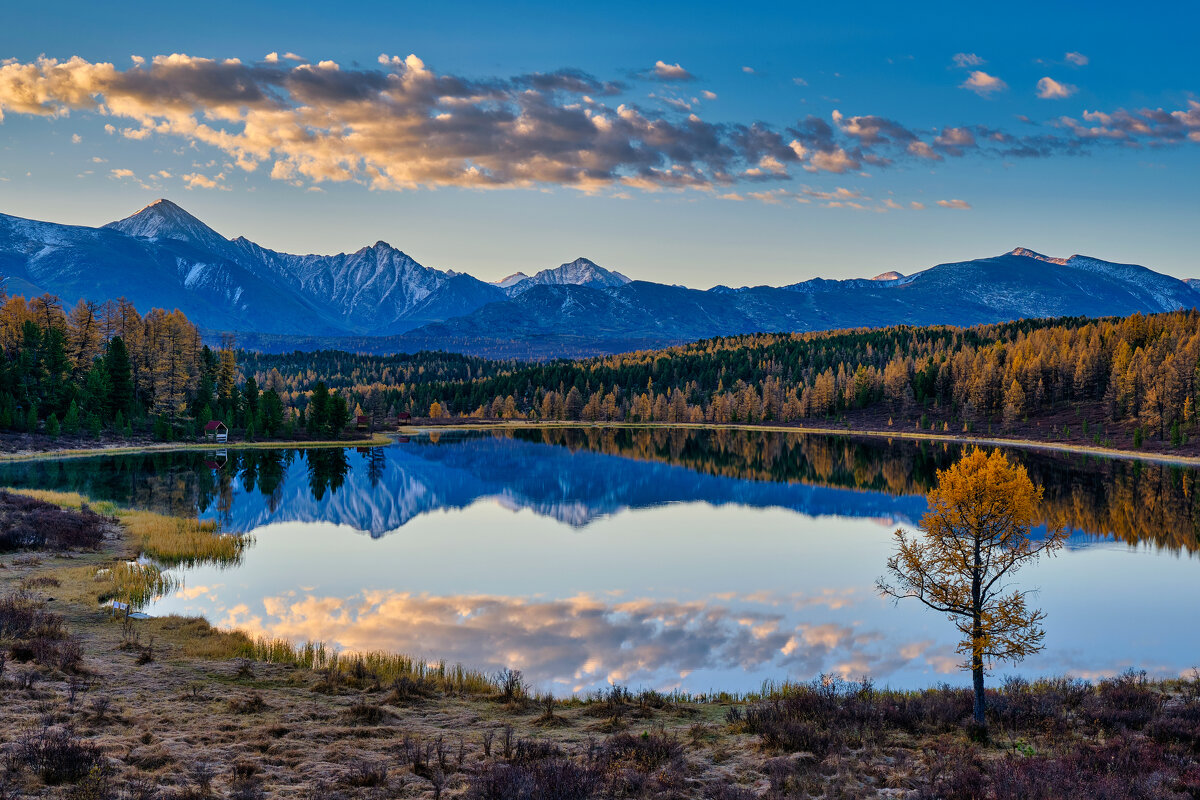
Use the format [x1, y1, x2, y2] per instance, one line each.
[877, 447, 1066, 731]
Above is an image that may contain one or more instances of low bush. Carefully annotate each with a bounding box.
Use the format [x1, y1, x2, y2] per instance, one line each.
[0, 591, 65, 640]
[597, 729, 682, 772]
[989, 735, 1191, 800]
[741, 675, 886, 755]
[344, 702, 385, 725]
[466, 759, 600, 800]
[0, 491, 106, 552]
[18, 726, 104, 785]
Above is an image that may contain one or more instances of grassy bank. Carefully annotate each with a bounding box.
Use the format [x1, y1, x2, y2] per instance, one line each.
[2, 492, 1200, 797]
[0, 433, 394, 464]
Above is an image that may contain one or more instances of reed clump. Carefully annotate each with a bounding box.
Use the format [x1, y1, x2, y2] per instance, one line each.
[116, 510, 248, 567]
[98, 561, 178, 609]
[211, 634, 497, 695]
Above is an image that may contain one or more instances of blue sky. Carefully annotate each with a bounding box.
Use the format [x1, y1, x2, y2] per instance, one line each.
[0, 0, 1196, 286]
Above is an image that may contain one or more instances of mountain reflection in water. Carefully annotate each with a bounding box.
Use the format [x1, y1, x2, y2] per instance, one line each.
[2, 428, 1198, 692]
[4, 428, 1199, 551]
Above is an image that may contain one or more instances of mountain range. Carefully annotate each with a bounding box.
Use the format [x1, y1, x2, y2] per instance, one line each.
[1, 199, 1197, 359]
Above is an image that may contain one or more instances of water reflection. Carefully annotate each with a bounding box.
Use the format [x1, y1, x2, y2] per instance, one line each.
[1, 428, 1197, 692]
[5, 429, 1200, 553]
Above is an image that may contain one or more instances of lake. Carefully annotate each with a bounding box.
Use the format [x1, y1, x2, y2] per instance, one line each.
[3, 427, 1198, 695]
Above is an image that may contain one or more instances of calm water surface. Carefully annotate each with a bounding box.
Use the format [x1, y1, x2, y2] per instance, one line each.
[4, 428, 1198, 694]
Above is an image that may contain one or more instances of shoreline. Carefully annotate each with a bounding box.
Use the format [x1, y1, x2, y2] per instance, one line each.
[0, 421, 1192, 468]
[410, 420, 1200, 467]
[0, 433, 394, 463]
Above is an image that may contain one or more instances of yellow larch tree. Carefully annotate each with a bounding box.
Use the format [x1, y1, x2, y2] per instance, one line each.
[877, 447, 1067, 732]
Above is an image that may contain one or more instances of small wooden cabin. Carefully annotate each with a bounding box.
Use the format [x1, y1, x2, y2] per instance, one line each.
[355, 415, 370, 431]
[203, 420, 229, 443]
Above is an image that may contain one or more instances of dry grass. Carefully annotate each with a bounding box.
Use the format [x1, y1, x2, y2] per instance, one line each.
[8, 488, 248, 567]
[100, 561, 178, 608]
[118, 509, 248, 567]
[7, 488, 118, 516]
[194, 633, 497, 695]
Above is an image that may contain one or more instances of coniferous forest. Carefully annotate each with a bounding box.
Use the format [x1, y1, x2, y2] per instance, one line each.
[5, 282, 1200, 453]
[245, 310, 1200, 451]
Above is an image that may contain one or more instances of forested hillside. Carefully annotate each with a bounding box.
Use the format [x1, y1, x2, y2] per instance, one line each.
[6, 281, 1200, 454]
[323, 311, 1200, 449]
[0, 291, 352, 442]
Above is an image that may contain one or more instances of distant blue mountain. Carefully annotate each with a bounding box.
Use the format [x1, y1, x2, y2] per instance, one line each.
[2, 201, 1197, 357]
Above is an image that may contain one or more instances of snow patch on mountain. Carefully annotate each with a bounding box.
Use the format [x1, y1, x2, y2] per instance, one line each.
[493, 272, 529, 288]
[506, 257, 631, 295]
[1010, 247, 1069, 265]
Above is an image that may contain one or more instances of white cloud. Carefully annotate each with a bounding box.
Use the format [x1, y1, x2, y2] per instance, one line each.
[742, 66, 755, 74]
[960, 70, 1008, 96]
[182, 171, 226, 190]
[701, 90, 717, 100]
[1036, 76, 1077, 99]
[952, 53, 985, 68]
[806, 148, 859, 174]
[937, 198, 971, 209]
[109, 168, 135, 179]
[652, 60, 692, 81]
[70, 133, 81, 143]
[1065, 51, 1089, 66]
[792, 77, 808, 86]
[907, 140, 941, 160]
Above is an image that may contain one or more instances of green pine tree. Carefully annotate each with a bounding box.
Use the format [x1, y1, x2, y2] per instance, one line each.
[62, 400, 80, 435]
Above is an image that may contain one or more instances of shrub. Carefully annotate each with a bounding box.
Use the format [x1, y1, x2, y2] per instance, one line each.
[344, 702, 385, 725]
[990, 735, 1189, 800]
[343, 760, 388, 788]
[466, 759, 600, 800]
[496, 668, 528, 704]
[742, 675, 886, 755]
[0, 491, 106, 552]
[19, 727, 104, 785]
[0, 591, 66, 641]
[228, 693, 268, 714]
[1084, 670, 1162, 731]
[597, 730, 681, 772]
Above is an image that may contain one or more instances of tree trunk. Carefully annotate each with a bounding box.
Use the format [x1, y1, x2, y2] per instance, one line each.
[972, 651, 986, 726]
[971, 539, 986, 729]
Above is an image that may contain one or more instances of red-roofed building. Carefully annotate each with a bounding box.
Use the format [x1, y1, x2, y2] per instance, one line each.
[203, 420, 228, 443]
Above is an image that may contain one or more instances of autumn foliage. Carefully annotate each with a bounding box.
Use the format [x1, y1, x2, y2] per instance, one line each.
[879, 448, 1067, 727]
[366, 311, 1200, 448]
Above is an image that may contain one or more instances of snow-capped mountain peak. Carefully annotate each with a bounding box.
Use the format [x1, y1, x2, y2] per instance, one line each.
[493, 272, 530, 288]
[505, 257, 632, 295]
[871, 271, 904, 281]
[103, 199, 228, 251]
